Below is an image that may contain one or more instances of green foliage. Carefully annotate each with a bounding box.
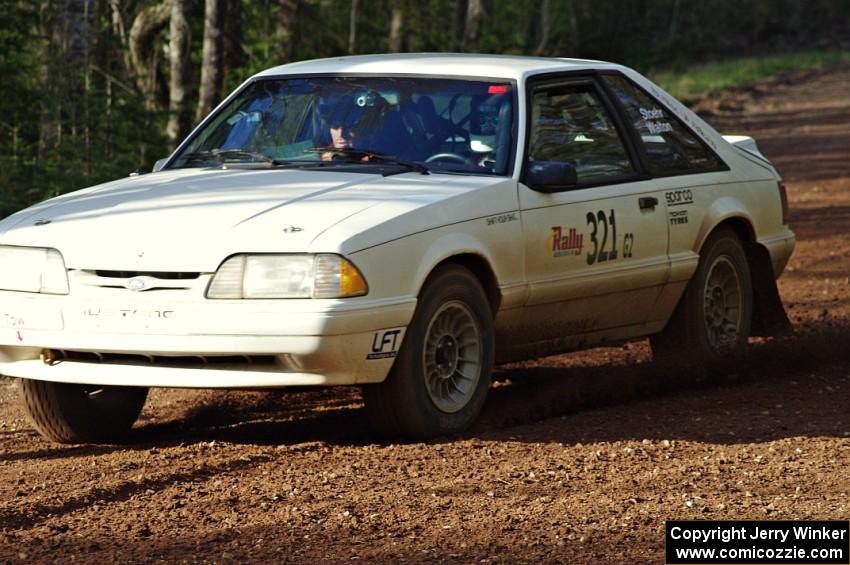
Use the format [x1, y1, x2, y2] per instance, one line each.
[0, 2, 39, 217]
[652, 51, 850, 101]
[2, 0, 850, 218]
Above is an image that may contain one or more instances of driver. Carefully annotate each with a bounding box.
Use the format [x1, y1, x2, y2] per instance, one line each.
[318, 96, 361, 160]
[318, 92, 387, 160]
[328, 121, 356, 151]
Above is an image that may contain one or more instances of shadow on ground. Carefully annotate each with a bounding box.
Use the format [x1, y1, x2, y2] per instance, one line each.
[8, 320, 847, 460]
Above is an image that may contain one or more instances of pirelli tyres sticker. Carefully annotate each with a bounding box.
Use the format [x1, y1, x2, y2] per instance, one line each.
[669, 210, 689, 225]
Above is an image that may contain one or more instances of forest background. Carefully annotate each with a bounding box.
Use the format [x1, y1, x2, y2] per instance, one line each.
[1, 0, 849, 218]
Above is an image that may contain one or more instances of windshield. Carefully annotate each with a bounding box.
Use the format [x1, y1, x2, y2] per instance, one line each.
[170, 76, 516, 175]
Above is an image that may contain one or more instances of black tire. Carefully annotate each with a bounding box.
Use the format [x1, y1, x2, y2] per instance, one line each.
[18, 379, 148, 444]
[651, 227, 753, 363]
[362, 265, 495, 440]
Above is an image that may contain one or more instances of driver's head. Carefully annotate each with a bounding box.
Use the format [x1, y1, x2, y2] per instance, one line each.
[329, 122, 355, 149]
[320, 90, 386, 149]
[321, 94, 365, 149]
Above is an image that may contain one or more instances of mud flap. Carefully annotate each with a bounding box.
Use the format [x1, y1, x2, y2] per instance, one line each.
[746, 242, 793, 337]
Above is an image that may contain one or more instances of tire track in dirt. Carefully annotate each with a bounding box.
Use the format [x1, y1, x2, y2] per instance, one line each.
[0, 454, 273, 531]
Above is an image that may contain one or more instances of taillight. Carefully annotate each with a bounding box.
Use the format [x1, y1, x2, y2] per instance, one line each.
[778, 181, 789, 224]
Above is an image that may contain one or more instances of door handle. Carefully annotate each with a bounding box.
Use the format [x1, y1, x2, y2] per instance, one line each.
[639, 196, 659, 210]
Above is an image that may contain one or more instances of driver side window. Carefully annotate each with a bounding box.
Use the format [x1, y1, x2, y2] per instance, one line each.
[528, 84, 635, 184]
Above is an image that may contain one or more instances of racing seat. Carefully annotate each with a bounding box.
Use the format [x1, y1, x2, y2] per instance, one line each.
[363, 110, 414, 157]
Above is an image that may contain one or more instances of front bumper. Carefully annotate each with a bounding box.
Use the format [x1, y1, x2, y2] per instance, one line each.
[0, 289, 415, 388]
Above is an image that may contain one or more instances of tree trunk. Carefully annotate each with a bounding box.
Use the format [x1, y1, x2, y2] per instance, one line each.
[222, 0, 244, 71]
[275, 0, 301, 63]
[197, 0, 224, 122]
[565, 0, 580, 54]
[388, 0, 404, 53]
[62, 0, 96, 138]
[128, 1, 171, 111]
[348, 0, 358, 55]
[534, 0, 551, 56]
[450, 0, 466, 51]
[37, 2, 59, 162]
[107, 0, 132, 75]
[462, 0, 483, 46]
[38, 0, 95, 161]
[668, 0, 681, 40]
[166, 0, 192, 147]
[107, 0, 127, 45]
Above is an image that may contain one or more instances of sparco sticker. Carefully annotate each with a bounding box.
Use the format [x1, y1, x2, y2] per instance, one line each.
[665, 189, 694, 207]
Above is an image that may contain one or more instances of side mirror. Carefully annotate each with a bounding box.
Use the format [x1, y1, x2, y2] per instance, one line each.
[524, 160, 578, 193]
[152, 158, 169, 172]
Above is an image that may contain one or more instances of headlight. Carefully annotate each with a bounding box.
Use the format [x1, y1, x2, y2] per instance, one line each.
[207, 254, 368, 299]
[0, 245, 69, 295]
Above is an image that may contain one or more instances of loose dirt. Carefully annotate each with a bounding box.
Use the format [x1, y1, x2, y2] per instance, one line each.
[1, 66, 849, 564]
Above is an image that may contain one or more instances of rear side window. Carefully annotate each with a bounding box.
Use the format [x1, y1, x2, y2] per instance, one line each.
[528, 84, 635, 183]
[603, 75, 724, 177]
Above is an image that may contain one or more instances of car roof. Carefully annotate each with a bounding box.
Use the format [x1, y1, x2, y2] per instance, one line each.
[254, 53, 625, 82]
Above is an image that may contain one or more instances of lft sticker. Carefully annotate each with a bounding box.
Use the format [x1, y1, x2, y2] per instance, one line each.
[367, 328, 402, 360]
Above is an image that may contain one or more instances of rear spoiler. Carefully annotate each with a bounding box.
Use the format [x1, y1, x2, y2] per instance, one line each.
[722, 135, 768, 161]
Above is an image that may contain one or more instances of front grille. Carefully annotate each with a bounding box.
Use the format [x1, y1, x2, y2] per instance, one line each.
[42, 349, 276, 368]
[94, 270, 200, 280]
[72, 269, 206, 292]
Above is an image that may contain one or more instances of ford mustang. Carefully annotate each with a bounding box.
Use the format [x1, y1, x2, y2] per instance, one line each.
[0, 54, 795, 443]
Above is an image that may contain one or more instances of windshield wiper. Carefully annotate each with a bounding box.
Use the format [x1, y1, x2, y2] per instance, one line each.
[305, 148, 430, 175]
[181, 148, 277, 165]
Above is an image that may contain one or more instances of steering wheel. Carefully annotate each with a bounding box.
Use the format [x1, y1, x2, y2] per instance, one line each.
[421, 122, 471, 153]
[425, 152, 476, 166]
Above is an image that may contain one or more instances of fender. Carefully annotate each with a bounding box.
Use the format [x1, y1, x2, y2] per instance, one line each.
[411, 232, 500, 298]
[694, 196, 756, 253]
[692, 196, 791, 336]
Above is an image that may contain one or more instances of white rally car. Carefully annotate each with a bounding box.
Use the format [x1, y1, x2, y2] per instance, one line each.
[0, 54, 794, 443]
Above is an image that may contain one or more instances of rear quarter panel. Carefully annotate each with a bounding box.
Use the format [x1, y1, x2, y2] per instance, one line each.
[623, 68, 789, 252]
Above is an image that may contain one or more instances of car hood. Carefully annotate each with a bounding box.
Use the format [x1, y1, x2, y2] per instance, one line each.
[0, 167, 505, 271]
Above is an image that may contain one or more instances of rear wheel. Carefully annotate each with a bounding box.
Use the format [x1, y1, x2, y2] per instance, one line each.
[19, 379, 148, 444]
[651, 227, 753, 362]
[363, 265, 494, 439]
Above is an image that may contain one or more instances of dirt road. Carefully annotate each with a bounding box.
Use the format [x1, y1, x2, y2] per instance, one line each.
[1, 66, 849, 564]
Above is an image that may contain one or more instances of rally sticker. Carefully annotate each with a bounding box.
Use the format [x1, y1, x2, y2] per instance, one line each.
[550, 226, 583, 257]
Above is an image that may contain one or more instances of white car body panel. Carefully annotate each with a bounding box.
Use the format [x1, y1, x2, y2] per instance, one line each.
[0, 168, 505, 270]
[0, 54, 795, 388]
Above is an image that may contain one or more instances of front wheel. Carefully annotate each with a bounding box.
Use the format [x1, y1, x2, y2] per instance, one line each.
[19, 379, 148, 444]
[362, 265, 494, 439]
[651, 227, 753, 362]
